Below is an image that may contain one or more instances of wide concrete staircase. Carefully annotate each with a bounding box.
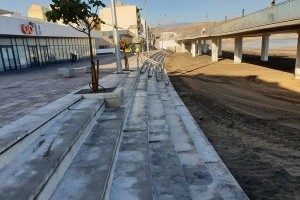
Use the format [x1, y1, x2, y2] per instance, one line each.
[0, 70, 139, 200]
[0, 51, 249, 200]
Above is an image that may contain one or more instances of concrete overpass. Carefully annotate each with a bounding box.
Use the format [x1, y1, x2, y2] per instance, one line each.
[177, 0, 300, 79]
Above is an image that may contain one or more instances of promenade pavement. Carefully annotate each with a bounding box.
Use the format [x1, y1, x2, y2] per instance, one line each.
[0, 54, 136, 128]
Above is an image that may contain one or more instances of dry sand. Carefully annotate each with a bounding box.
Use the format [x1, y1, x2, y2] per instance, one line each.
[165, 50, 300, 199]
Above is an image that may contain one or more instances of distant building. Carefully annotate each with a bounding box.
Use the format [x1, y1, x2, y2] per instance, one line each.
[27, 4, 101, 30]
[99, 3, 145, 46]
[159, 32, 181, 51]
[0, 12, 100, 73]
[0, 9, 14, 16]
[27, 4, 49, 21]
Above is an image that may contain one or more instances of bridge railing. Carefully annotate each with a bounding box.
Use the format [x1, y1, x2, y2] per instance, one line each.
[212, 0, 300, 35]
[178, 0, 300, 40]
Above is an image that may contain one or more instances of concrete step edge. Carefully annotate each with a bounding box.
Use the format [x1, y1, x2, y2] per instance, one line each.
[102, 72, 142, 200]
[49, 108, 125, 200]
[0, 99, 105, 200]
[37, 100, 106, 200]
[163, 72, 249, 199]
[0, 95, 82, 169]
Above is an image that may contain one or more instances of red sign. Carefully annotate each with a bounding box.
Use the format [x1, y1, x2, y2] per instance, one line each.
[21, 24, 33, 34]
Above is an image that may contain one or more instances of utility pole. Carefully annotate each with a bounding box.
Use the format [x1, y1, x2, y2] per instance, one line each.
[144, 0, 150, 56]
[110, 0, 123, 73]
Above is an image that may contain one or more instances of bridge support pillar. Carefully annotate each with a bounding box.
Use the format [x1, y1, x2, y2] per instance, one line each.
[261, 34, 270, 61]
[234, 37, 243, 64]
[203, 40, 208, 53]
[181, 42, 187, 53]
[295, 32, 300, 79]
[191, 41, 197, 57]
[212, 38, 219, 62]
[218, 38, 223, 56]
[197, 40, 202, 56]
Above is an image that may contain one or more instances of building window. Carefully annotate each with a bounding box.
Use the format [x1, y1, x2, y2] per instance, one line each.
[17, 46, 28, 68]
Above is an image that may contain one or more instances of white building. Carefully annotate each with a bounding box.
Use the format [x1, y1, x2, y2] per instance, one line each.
[0, 13, 100, 73]
[159, 32, 181, 51]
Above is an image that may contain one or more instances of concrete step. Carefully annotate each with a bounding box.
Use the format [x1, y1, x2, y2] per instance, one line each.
[0, 95, 82, 169]
[108, 72, 153, 200]
[0, 99, 105, 200]
[120, 71, 139, 109]
[146, 51, 248, 199]
[50, 107, 125, 200]
[161, 72, 249, 199]
[147, 76, 192, 200]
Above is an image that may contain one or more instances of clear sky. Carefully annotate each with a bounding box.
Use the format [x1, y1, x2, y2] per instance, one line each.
[0, 0, 287, 26]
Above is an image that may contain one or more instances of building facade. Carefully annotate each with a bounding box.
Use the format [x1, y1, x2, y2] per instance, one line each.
[99, 3, 143, 43]
[0, 14, 98, 73]
[27, 4, 49, 21]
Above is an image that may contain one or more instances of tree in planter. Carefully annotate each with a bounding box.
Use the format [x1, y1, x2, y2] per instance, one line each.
[119, 39, 130, 70]
[46, 0, 105, 93]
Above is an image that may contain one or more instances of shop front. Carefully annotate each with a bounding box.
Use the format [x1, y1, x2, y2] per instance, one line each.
[0, 16, 98, 73]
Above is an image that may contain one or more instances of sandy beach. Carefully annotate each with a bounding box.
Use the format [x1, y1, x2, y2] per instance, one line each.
[165, 49, 300, 199]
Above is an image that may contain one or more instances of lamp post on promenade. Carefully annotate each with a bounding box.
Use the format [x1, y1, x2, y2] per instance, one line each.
[159, 15, 166, 50]
[145, 0, 150, 55]
[141, 0, 150, 56]
[110, 0, 123, 73]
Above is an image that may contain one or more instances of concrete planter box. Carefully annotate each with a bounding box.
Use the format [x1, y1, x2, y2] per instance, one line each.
[58, 66, 90, 77]
[81, 87, 123, 108]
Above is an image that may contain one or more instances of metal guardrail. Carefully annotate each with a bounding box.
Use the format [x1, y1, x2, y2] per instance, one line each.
[178, 0, 300, 40]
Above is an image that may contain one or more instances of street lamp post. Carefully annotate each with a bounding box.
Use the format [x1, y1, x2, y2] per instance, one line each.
[145, 3, 150, 55]
[110, 0, 123, 73]
[159, 15, 166, 50]
[143, 0, 150, 56]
